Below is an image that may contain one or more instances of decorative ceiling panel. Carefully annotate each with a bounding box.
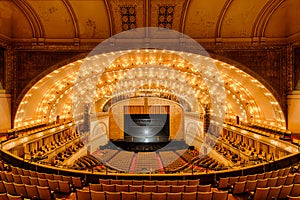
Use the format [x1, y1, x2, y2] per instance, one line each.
[107, 0, 144, 34]
[27, 0, 74, 38]
[69, 0, 110, 39]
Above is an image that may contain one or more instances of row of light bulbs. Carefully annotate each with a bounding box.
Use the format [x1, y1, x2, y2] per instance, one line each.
[15, 49, 286, 130]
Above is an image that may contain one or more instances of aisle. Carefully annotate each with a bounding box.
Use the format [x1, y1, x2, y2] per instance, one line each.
[156, 153, 165, 174]
[129, 153, 137, 173]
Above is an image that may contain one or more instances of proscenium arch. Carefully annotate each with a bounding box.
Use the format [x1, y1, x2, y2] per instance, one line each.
[14, 49, 286, 130]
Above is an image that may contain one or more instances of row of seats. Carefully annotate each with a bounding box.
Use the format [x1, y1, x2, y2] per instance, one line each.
[0, 193, 23, 200]
[51, 140, 84, 166]
[251, 184, 300, 200]
[73, 155, 103, 170]
[176, 149, 199, 163]
[232, 181, 300, 199]
[0, 180, 71, 196]
[76, 190, 229, 200]
[99, 179, 200, 186]
[89, 183, 211, 193]
[217, 167, 292, 189]
[193, 155, 225, 171]
[0, 181, 55, 200]
[134, 152, 160, 173]
[95, 149, 119, 163]
[1, 171, 84, 189]
[107, 151, 135, 172]
[235, 174, 299, 191]
[159, 151, 186, 172]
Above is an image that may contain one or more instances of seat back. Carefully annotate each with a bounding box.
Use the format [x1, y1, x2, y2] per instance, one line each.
[5, 173, 13, 183]
[20, 176, 30, 185]
[278, 184, 293, 199]
[151, 192, 167, 200]
[14, 183, 28, 198]
[267, 177, 278, 187]
[0, 193, 8, 200]
[7, 194, 23, 200]
[111, 180, 121, 185]
[167, 192, 181, 200]
[99, 179, 110, 185]
[121, 191, 135, 200]
[177, 180, 188, 186]
[290, 184, 300, 197]
[29, 177, 38, 186]
[59, 180, 72, 194]
[155, 180, 166, 186]
[76, 189, 91, 200]
[182, 192, 197, 200]
[45, 173, 54, 180]
[4, 181, 16, 195]
[106, 191, 121, 200]
[129, 185, 143, 192]
[25, 185, 39, 199]
[228, 177, 239, 187]
[53, 174, 63, 181]
[247, 174, 257, 181]
[166, 180, 178, 186]
[256, 179, 268, 188]
[264, 172, 272, 179]
[115, 184, 129, 192]
[218, 177, 229, 189]
[143, 185, 156, 192]
[157, 185, 170, 193]
[232, 181, 246, 195]
[185, 185, 197, 193]
[212, 191, 228, 200]
[12, 175, 22, 184]
[90, 190, 105, 200]
[89, 183, 102, 191]
[188, 179, 200, 186]
[136, 192, 151, 200]
[276, 176, 287, 186]
[72, 177, 84, 189]
[121, 180, 133, 185]
[171, 185, 184, 193]
[38, 178, 49, 187]
[102, 184, 115, 192]
[197, 184, 211, 192]
[197, 191, 213, 200]
[285, 175, 295, 185]
[244, 180, 257, 193]
[37, 186, 52, 200]
[253, 187, 269, 200]
[37, 173, 46, 179]
[293, 174, 300, 184]
[0, 181, 6, 193]
[271, 170, 279, 178]
[267, 186, 281, 200]
[48, 179, 59, 193]
[238, 176, 247, 182]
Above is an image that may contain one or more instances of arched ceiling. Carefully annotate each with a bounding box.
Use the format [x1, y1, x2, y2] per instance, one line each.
[0, 0, 300, 43]
[15, 49, 286, 130]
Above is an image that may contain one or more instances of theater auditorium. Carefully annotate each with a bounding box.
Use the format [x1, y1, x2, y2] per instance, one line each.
[1, 0, 300, 200]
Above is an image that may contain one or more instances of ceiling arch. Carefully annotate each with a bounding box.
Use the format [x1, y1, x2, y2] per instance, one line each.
[0, 0, 299, 43]
[13, 0, 45, 39]
[61, 0, 80, 39]
[14, 49, 286, 131]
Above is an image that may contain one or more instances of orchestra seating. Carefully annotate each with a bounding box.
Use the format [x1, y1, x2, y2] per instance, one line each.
[1, 159, 300, 199]
[107, 151, 135, 172]
[134, 152, 159, 173]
